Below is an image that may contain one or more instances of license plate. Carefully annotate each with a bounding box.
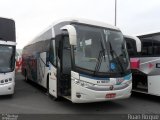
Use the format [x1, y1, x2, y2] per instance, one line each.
[106, 93, 116, 98]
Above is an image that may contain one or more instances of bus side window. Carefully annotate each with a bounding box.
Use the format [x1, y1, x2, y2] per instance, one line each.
[49, 40, 56, 66]
[125, 38, 137, 57]
[153, 35, 160, 56]
[141, 37, 153, 56]
[126, 42, 135, 56]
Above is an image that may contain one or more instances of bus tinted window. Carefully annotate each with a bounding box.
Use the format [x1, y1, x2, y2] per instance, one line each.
[141, 37, 153, 56]
[153, 35, 160, 55]
[49, 40, 56, 66]
[125, 38, 137, 57]
[0, 45, 15, 72]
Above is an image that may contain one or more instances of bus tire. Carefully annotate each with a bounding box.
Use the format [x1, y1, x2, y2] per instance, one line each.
[49, 94, 59, 101]
[7, 92, 14, 98]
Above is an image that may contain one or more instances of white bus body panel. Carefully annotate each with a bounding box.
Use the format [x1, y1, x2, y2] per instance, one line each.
[0, 41, 16, 46]
[148, 75, 160, 96]
[0, 72, 15, 95]
[49, 63, 57, 98]
[71, 82, 132, 103]
[139, 57, 160, 75]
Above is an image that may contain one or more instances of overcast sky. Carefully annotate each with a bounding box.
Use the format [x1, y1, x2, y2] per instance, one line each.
[0, 0, 160, 49]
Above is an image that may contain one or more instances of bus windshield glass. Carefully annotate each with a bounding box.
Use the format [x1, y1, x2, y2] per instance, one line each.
[73, 24, 130, 77]
[0, 45, 15, 73]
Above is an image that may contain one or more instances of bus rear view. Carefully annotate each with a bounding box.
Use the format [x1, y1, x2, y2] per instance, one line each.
[0, 18, 16, 96]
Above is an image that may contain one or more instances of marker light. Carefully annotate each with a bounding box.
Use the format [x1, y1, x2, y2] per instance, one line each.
[130, 58, 140, 69]
[0, 78, 13, 85]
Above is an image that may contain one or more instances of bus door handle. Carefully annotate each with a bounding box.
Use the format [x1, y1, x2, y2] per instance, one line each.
[54, 73, 56, 76]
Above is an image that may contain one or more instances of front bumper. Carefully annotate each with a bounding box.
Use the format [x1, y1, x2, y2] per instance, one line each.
[71, 82, 132, 103]
[0, 82, 15, 95]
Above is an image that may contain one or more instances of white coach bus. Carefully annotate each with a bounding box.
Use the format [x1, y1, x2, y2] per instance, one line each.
[0, 17, 16, 95]
[125, 32, 160, 96]
[22, 18, 132, 103]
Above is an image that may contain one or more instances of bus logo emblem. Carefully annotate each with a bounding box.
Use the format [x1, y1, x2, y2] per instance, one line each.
[110, 85, 114, 90]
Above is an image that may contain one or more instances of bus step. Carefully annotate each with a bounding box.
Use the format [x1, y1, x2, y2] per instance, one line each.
[132, 89, 148, 94]
[137, 85, 148, 90]
[63, 96, 71, 100]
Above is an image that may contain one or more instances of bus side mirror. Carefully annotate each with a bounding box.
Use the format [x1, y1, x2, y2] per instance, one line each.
[61, 25, 77, 46]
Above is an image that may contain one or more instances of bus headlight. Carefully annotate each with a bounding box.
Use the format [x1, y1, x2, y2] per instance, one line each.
[0, 78, 13, 85]
[5, 79, 8, 82]
[124, 80, 132, 85]
[9, 78, 12, 81]
[74, 79, 95, 87]
[1, 80, 4, 84]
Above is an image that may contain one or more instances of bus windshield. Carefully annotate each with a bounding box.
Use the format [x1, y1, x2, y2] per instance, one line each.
[0, 45, 15, 73]
[73, 24, 130, 77]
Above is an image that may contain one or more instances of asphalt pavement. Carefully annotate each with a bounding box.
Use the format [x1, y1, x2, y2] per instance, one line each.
[0, 73, 160, 114]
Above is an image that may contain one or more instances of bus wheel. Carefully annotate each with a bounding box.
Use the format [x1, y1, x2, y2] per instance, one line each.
[8, 93, 14, 98]
[49, 94, 59, 101]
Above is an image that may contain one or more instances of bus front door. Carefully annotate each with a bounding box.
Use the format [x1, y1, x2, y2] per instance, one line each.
[60, 36, 72, 96]
[49, 40, 58, 98]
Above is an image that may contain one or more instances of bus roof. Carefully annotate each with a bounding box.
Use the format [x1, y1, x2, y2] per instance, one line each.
[42, 18, 120, 32]
[136, 31, 160, 37]
[25, 18, 120, 47]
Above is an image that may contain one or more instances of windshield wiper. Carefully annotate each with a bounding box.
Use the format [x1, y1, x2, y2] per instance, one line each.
[93, 38, 107, 76]
[109, 42, 125, 74]
[93, 49, 104, 76]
